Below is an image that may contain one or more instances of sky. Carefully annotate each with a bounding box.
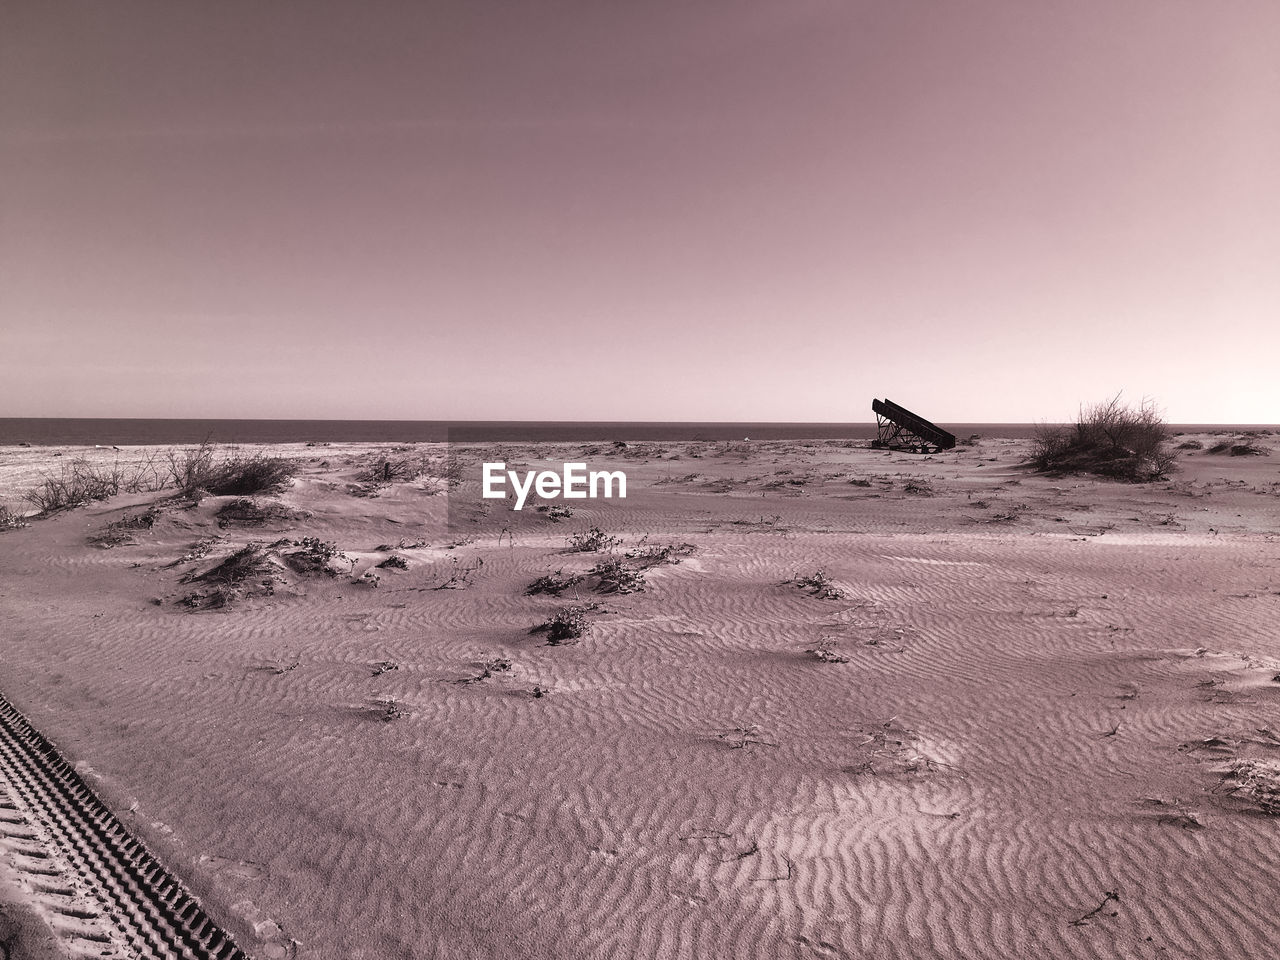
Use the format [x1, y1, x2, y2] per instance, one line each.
[2, 0, 1278, 423]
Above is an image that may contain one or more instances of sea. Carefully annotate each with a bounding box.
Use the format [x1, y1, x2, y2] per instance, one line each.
[1, 419, 1270, 446]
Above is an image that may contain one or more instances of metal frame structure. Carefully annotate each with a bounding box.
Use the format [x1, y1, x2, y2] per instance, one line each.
[871, 398, 956, 453]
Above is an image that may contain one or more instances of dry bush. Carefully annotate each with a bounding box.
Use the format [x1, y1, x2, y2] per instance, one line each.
[809, 637, 850, 663]
[0, 504, 28, 530]
[526, 570, 585, 596]
[355, 453, 428, 485]
[1227, 759, 1280, 815]
[566, 526, 620, 552]
[187, 543, 273, 585]
[588, 555, 646, 594]
[168, 441, 295, 496]
[215, 498, 300, 527]
[24, 457, 167, 513]
[1206, 438, 1269, 457]
[1030, 395, 1176, 481]
[89, 509, 159, 548]
[792, 569, 847, 600]
[426, 454, 467, 488]
[531, 605, 594, 644]
[283, 537, 346, 576]
[625, 541, 695, 569]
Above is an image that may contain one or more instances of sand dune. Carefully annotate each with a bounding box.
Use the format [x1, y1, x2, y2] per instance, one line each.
[2, 436, 1279, 958]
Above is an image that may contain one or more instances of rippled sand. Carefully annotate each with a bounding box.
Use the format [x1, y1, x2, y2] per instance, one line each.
[2, 435, 1279, 959]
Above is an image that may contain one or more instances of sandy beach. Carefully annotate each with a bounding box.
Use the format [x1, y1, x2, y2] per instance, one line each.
[1, 435, 1279, 959]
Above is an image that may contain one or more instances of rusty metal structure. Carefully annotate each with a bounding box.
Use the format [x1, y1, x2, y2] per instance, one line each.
[871, 398, 956, 453]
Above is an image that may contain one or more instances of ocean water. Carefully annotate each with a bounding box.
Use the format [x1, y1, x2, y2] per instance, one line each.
[0, 419, 1271, 446]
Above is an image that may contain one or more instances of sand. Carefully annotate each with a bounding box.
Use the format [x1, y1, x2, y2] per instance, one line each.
[1, 435, 1279, 959]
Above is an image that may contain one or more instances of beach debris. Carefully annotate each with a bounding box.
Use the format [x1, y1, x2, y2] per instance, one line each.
[790, 569, 847, 600]
[1069, 891, 1121, 926]
[370, 697, 405, 722]
[457, 657, 512, 684]
[1224, 759, 1280, 815]
[716, 724, 776, 750]
[808, 637, 850, 663]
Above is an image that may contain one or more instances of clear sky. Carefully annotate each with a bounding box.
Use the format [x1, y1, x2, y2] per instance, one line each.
[3, 1, 1277, 422]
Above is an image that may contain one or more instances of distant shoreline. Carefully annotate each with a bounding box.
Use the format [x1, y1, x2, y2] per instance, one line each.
[2, 418, 1274, 447]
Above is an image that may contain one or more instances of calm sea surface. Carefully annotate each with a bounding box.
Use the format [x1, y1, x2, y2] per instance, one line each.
[0, 419, 1271, 446]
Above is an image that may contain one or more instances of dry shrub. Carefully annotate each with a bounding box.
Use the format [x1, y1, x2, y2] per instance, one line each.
[588, 555, 646, 594]
[566, 526, 620, 552]
[283, 537, 346, 576]
[792, 569, 847, 600]
[89, 509, 159, 548]
[215, 498, 300, 527]
[1206, 438, 1269, 457]
[168, 441, 295, 496]
[1030, 395, 1176, 481]
[1227, 759, 1280, 815]
[625, 542, 695, 569]
[354, 452, 429, 490]
[0, 504, 28, 530]
[188, 544, 273, 585]
[531, 605, 594, 644]
[526, 570, 584, 596]
[24, 456, 167, 513]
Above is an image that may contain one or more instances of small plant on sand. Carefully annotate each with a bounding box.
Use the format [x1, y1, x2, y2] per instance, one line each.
[531, 604, 594, 644]
[1225, 759, 1280, 814]
[358, 453, 427, 485]
[88, 508, 160, 548]
[433, 555, 484, 589]
[284, 537, 345, 576]
[716, 723, 776, 749]
[625, 541, 695, 569]
[1030, 394, 1176, 481]
[458, 656, 513, 684]
[422, 454, 466, 489]
[371, 697, 405, 722]
[536, 504, 574, 522]
[0, 504, 29, 530]
[808, 637, 850, 663]
[526, 570, 585, 596]
[589, 555, 646, 594]
[376, 554, 410, 570]
[567, 526, 620, 552]
[215, 498, 300, 528]
[187, 543, 272, 586]
[792, 569, 847, 600]
[173, 535, 221, 565]
[181, 586, 235, 610]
